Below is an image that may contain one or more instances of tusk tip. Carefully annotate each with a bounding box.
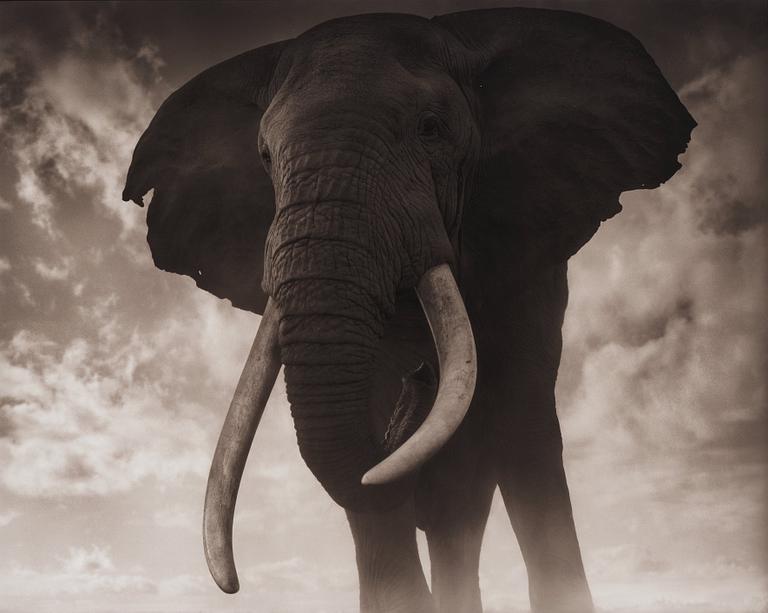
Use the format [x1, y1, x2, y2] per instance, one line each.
[360, 468, 382, 485]
[204, 531, 241, 594]
[210, 568, 240, 594]
[219, 579, 240, 595]
[361, 462, 401, 485]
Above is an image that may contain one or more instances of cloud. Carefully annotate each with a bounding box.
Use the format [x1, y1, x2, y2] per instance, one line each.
[0, 258, 12, 295]
[0, 509, 19, 527]
[560, 48, 767, 459]
[155, 573, 206, 596]
[238, 556, 358, 613]
[0, 543, 212, 612]
[551, 46, 768, 613]
[9, 545, 153, 596]
[243, 556, 321, 592]
[61, 545, 115, 574]
[0, 263, 263, 499]
[586, 550, 768, 613]
[11, 279, 34, 306]
[681, 51, 768, 237]
[0, 545, 154, 598]
[152, 507, 194, 530]
[33, 256, 74, 281]
[0, 16, 165, 244]
[0, 257, 11, 294]
[0, 324, 212, 496]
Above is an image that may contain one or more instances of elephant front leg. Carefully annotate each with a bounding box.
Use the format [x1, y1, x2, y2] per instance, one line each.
[420, 406, 496, 613]
[346, 498, 435, 613]
[424, 474, 495, 613]
[492, 372, 593, 613]
[498, 441, 593, 612]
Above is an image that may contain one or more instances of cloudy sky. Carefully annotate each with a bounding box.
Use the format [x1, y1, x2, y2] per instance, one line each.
[0, 1, 765, 612]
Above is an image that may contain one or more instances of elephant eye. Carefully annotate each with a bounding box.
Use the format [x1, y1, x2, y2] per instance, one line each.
[418, 114, 441, 142]
[260, 147, 272, 168]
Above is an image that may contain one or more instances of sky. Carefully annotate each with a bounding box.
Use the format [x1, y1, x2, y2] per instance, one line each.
[0, 1, 765, 612]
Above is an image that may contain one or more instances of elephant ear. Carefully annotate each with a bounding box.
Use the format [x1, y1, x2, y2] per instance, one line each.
[435, 8, 696, 261]
[123, 41, 289, 314]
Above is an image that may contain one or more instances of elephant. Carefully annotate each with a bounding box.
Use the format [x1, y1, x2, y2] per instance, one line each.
[123, 8, 694, 613]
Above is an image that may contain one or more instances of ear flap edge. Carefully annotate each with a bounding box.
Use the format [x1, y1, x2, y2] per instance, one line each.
[435, 8, 695, 262]
[123, 41, 290, 314]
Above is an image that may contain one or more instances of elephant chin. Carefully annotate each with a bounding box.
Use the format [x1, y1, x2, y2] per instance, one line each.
[201, 264, 476, 594]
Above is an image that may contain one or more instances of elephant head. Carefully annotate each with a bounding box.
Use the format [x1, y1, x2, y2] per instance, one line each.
[123, 8, 694, 595]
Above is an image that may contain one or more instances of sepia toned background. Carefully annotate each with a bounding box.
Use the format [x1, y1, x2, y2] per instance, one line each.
[0, 1, 765, 611]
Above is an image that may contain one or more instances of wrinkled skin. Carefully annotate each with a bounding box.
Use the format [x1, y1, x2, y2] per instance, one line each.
[124, 9, 695, 613]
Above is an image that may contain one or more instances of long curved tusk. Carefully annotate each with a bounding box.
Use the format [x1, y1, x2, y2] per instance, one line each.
[203, 298, 281, 593]
[361, 264, 476, 486]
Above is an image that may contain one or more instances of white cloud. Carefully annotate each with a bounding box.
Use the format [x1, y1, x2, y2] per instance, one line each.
[1, 34, 163, 243]
[0, 509, 20, 527]
[548, 48, 768, 613]
[14, 165, 57, 238]
[0, 278, 267, 499]
[192, 292, 259, 388]
[0, 257, 12, 294]
[0, 545, 155, 598]
[586, 555, 768, 613]
[153, 507, 194, 529]
[238, 556, 358, 612]
[33, 256, 74, 281]
[13, 279, 35, 306]
[156, 573, 206, 596]
[560, 49, 767, 459]
[0, 325, 211, 496]
[61, 545, 115, 573]
[136, 43, 166, 76]
[32, 53, 158, 236]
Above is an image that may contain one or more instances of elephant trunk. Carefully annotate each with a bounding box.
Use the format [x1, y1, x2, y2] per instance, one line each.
[263, 158, 480, 509]
[271, 247, 479, 510]
[269, 202, 408, 509]
[281, 308, 403, 510]
[277, 264, 478, 512]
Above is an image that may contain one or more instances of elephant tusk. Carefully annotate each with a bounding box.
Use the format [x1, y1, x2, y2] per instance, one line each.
[203, 298, 281, 593]
[361, 263, 477, 485]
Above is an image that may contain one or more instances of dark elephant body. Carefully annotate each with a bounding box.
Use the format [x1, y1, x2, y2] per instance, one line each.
[124, 8, 694, 612]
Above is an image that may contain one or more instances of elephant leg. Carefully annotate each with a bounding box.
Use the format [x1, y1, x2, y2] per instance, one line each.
[492, 368, 593, 613]
[419, 403, 496, 613]
[424, 468, 495, 613]
[346, 498, 435, 613]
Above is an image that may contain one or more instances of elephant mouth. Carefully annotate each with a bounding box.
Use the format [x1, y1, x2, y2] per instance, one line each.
[202, 262, 476, 593]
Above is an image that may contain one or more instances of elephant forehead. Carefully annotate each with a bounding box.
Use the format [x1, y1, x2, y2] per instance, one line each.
[264, 66, 438, 145]
[265, 48, 460, 143]
[294, 14, 445, 74]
